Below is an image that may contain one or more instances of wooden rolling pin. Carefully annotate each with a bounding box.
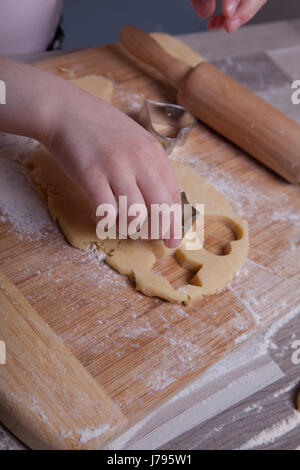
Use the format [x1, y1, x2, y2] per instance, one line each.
[119, 25, 300, 184]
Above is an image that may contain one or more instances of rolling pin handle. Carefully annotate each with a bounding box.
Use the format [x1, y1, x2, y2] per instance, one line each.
[119, 25, 191, 89]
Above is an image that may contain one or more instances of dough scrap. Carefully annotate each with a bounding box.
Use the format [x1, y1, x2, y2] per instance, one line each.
[27, 74, 249, 304]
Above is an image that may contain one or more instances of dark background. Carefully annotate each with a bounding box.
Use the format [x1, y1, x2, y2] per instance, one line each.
[62, 0, 300, 50]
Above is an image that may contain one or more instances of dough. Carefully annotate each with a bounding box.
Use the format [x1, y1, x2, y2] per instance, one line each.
[70, 75, 114, 102]
[27, 149, 248, 305]
[27, 75, 249, 305]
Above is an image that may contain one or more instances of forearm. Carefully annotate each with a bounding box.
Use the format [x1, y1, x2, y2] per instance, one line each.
[0, 56, 181, 245]
[0, 56, 67, 144]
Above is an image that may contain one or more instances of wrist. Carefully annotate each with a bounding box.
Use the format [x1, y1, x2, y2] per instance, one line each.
[32, 75, 69, 148]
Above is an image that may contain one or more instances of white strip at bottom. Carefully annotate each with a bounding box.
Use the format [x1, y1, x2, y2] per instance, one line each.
[108, 337, 284, 450]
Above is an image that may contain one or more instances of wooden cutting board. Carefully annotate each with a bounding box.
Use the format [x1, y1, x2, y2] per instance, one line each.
[0, 34, 299, 449]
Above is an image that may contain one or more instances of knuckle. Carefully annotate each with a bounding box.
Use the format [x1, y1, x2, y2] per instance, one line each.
[76, 159, 99, 180]
[144, 134, 164, 156]
[107, 158, 123, 175]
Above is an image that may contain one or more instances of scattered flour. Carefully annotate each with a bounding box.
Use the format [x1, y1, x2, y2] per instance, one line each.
[60, 423, 111, 444]
[243, 403, 263, 414]
[172, 145, 300, 226]
[259, 306, 300, 354]
[79, 424, 110, 444]
[0, 134, 54, 239]
[120, 321, 154, 339]
[238, 411, 300, 450]
[1, 131, 299, 450]
[148, 371, 176, 391]
[114, 86, 145, 114]
[273, 379, 300, 399]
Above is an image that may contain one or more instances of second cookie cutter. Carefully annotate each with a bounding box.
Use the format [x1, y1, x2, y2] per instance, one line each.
[139, 100, 196, 155]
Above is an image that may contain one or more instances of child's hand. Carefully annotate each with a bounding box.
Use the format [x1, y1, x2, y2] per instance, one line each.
[47, 84, 181, 247]
[0, 57, 181, 247]
[190, 0, 267, 33]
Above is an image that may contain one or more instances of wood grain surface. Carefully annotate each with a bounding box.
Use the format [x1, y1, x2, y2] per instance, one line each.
[0, 32, 299, 449]
[0, 270, 127, 449]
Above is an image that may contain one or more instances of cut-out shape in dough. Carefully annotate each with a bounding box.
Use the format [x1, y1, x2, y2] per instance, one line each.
[107, 213, 248, 305]
[175, 214, 249, 303]
[27, 74, 249, 305]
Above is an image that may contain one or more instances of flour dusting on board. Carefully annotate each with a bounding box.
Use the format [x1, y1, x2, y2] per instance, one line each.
[1, 128, 300, 450]
[114, 85, 145, 114]
[172, 144, 300, 225]
[238, 411, 300, 450]
[79, 424, 110, 444]
[1, 132, 299, 351]
[0, 134, 53, 239]
[172, 143, 300, 329]
[1, 133, 299, 316]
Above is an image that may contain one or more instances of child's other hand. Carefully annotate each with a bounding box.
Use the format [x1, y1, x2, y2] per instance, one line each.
[47, 84, 181, 248]
[190, 0, 267, 33]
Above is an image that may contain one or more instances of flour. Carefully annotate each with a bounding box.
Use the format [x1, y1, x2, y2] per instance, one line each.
[273, 379, 300, 399]
[172, 145, 300, 226]
[1, 132, 299, 451]
[108, 305, 299, 449]
[259, 306, 300, 354]
[120, 322, 154, 339]
[79, 424, 110, 444]
[114, 86, 145, 114]
[238, 411, 300, 450]
[148, 371, 176, 391]
[243, 403, 263, 414]
[171, 143, 300, 352]
[0, 133, 53, 239]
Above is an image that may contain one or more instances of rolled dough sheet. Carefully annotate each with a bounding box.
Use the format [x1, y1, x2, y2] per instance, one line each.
[69, 75, 114, 102]
[27, 74, 249, 304]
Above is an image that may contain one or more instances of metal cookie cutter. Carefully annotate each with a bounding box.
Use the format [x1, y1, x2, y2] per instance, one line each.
[181, 191, 199, 236]
[139, 100, 196, 155]
[139, 100, 198, 235]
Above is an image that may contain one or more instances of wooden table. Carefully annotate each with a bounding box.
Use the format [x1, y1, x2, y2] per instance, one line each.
[1, 20, 300, 450]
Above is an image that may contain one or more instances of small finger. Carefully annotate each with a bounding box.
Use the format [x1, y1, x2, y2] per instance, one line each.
[190, 0, 216, 19]
[157, 157, 182, 206]
[164, 235, 181, 249]
[225, 0, 266, 32]
[110, 175, 147, 237]
[207, 14, 226, 30]
[82, 172, 118, 224]
[136, 170, 181, 243]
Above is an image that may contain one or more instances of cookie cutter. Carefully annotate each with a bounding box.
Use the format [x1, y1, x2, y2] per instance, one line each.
[139, 100, 198, 234]
[139, 100, 196, 155]
[181, 191, 199, 235]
